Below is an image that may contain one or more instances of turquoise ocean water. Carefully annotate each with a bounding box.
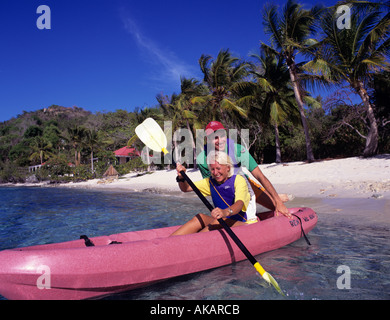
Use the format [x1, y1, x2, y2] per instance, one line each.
[0, 186, 389, 300]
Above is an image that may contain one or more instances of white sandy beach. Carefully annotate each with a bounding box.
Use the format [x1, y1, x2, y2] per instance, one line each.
[56, 154, 390, 200]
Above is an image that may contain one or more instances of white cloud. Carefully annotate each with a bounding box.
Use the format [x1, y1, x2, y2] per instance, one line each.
[122, 16, 196, 86]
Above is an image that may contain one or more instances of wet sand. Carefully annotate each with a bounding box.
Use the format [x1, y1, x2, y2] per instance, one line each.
[285, 196, 390, 228]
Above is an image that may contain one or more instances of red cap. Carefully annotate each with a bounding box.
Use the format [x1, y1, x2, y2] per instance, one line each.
[205, 121, 225, 135]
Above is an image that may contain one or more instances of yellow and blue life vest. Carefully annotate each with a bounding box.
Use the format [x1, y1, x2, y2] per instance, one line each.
[209, 175, 247, 222]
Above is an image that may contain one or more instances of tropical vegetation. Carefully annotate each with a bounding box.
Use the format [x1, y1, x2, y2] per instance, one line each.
[0, 0, 389, 183]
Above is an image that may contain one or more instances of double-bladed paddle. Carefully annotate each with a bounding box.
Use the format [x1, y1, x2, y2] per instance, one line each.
[135, 118, 284, 296]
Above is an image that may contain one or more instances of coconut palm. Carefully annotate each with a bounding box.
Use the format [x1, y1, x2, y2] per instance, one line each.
[191, 49, 249, 127]
[234, 45, 300, 163]
[309, 2, 390, 157]
[157, 93, 183, 163]
[178, 77, 209, 131]
[262, 0, 323, 162]
[158, 78, 208, 166]
[84, 129, 99, 173]
[29, 136, 54, 165]
[133, 107, 164, 171]
[252, 47, 300, 163]
[67, 126, 86, 166]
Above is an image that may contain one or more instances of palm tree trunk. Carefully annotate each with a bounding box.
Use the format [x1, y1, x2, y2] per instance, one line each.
[74, 145, 78, 166]
[145, 146, 151, 172]
[355, 82, 379, 157]
[90, 150, 94, 173]
[186, 120, 197, 169]
[288, 65, 315, 162]
[274, 124, 282, 163]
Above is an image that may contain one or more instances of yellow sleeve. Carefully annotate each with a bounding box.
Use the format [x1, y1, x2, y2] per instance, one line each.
[194, 178, 211, 197]
[234, 175, 250, 212]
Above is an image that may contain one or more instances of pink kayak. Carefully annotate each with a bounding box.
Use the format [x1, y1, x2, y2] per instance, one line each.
[0, 207, 317, 300]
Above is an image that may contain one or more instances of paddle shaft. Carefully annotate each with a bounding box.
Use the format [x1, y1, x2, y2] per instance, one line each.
[135, 118, 281, 291]
[179, 170, 257, 266]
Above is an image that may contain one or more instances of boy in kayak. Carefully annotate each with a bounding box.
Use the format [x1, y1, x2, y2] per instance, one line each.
[197, 121, 291, 219]
[171, 151, 255, 236]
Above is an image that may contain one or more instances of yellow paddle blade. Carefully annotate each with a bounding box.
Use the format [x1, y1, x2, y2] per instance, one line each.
[263, 272, 285, 296]
[254, 262, 284, 296]
[135, 118, 168, 154]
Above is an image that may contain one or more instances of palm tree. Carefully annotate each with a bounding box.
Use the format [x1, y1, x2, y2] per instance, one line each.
[158, 78, 207, 166]
[157, 93, 182, 163]
[67, 126, 86, 166]
[234, 46, 300, 163]
[262, 0, 323, 162]
[29, 136, 54, 165]
[252, 47, 300, 163]
[309, 2, 390, 157]
[84, 129, 99, 173]
[178, 77, 209, 132]
[191, 49, 249, 127]
[134, 107, 164, 171]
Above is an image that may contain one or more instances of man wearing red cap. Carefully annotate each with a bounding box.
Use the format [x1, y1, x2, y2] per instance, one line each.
[197, 121, 291, 218]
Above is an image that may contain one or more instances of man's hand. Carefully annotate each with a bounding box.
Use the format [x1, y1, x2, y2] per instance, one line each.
[275, 200, 292, 219]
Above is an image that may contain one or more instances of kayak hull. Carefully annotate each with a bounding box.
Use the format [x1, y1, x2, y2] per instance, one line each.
[0, 207, 317, 300]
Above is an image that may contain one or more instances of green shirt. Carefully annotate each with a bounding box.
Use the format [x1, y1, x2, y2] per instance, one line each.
[196, 141, 259, 179]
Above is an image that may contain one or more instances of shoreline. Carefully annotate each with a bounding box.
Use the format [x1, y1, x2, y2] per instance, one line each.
[3, 154, 390, 200]
[2, 155, 390, 228]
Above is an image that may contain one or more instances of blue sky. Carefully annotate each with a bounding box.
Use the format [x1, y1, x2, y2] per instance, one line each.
[0, 0, 336, 122]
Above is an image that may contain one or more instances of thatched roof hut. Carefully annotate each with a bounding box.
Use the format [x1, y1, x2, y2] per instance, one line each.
[103, 165, 119, 179]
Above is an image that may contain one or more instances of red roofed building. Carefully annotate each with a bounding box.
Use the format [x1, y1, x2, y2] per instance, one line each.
[114, 146, 141, 165]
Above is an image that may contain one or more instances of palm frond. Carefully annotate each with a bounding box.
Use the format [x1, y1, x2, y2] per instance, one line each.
[190, 96, 212, 106]
[263, 3, 284, 50]
[220, 99, 248, 118]
[127, 134, 139, 147]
